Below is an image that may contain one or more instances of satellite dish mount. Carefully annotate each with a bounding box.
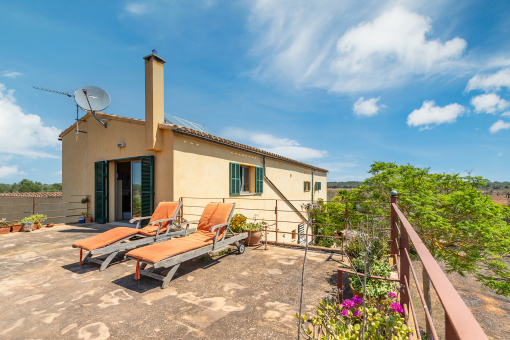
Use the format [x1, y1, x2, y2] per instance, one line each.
[74, 86, 111, 129]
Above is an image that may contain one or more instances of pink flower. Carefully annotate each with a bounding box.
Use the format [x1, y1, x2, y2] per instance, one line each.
[342, 299, 355, 309]
[353, 310, 362, 318]
[352, 296, 363, 305]
[387, 292, 397, 299]
[390, 302, 404, 313]
[341, 309, 349, 317]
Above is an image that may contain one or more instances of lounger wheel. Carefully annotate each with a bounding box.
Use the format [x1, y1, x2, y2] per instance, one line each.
[237, 243, 245, 254]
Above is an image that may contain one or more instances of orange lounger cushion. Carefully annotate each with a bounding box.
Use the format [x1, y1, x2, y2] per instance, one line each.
[126, 230, 216, 263]
[72, 227, 140, 251]
[138, 202, 181, 236]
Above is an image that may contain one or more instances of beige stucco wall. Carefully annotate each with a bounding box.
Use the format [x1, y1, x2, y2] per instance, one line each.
[62, 115, 327, 237]
[61, 113, 174, 222]
[172, 134, 327, 243]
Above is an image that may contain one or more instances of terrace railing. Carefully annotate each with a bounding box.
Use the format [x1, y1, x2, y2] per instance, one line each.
[390, 195, 488, 340]
[0, 194, 90, 225]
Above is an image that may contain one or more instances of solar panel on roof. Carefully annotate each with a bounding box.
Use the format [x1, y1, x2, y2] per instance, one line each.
[164, 114, 217, 136]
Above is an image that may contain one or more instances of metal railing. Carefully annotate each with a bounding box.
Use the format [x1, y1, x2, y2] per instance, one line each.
[0, 194, 90, 224]
[390, 196, 488, 340]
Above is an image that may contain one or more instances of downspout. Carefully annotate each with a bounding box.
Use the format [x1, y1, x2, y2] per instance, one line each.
[263, 156, 307, 223]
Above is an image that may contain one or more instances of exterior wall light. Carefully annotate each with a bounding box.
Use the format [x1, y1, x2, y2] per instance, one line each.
[118, 143, 126, 148]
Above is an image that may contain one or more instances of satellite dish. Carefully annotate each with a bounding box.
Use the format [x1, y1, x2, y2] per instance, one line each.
[74, 86, 111, 128]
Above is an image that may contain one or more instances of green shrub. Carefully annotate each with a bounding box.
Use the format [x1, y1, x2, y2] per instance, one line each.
[20, 214, 47, 224]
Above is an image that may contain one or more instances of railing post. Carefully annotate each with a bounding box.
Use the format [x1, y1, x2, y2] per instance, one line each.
[390, 192, 398, 260]
[275, 200, 278, 243]
[423, 269, 433, 337]
[400, 217, 410, 312]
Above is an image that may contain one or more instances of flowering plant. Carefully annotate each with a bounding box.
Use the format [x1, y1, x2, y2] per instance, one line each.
[297, 292, 413, 339]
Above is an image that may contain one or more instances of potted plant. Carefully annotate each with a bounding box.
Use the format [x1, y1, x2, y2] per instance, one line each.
[81, 211, 92, 223]
[20, 214, 48, 231]
[229, 213, 247, 233]
[0, 218, 10, 234]
[243, 214, 267, 246]
[11, 221, 22, 232]
[81, 197, 90, 204]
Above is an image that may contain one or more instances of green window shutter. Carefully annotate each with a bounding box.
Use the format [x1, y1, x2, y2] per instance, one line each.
[255, 167, 263, 194]
[318, 182, 321, 190]
[304, 181, 306, 192]
[229, 162, 240, 195]
[140, 156, 154, 227]
[94, 161, 108, 223]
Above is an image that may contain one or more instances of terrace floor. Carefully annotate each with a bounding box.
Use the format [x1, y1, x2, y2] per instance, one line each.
[0, 223, 343, 340]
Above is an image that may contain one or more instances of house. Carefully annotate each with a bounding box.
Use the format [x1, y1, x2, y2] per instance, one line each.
[59, 52, 327, 243]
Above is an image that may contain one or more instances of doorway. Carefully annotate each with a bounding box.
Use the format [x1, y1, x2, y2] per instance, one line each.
[115, 161, 141, 221]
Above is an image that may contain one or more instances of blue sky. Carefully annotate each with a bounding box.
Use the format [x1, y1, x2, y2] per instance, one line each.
[1, 0, 510, 184]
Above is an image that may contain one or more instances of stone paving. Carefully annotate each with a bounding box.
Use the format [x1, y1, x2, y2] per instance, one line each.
[0, 223, 343, 340]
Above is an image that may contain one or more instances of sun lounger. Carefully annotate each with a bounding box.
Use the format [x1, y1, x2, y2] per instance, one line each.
[72, 201, 191, 271]
[125, 202, 247, 288]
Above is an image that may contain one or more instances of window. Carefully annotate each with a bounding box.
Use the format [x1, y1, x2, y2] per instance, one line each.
[230, 162, 263, 195]
[315, 182, 322, 191]
[304, 181, 311, 192]
[240, 166, 250, 193]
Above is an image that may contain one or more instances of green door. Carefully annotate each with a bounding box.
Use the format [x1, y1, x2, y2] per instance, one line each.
[94, 161, 109, 223]
[140, 156, 154, 227]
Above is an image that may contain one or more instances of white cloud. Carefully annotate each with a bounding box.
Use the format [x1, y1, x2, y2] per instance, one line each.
[0, 84, 61, 158]
[0, 165, 24, 178]
[501, 111, 510, 118]
[125, 3, 147, 14]
[353, 97, 383, 117]
[54, 170, 62, 175]
[2, 71, 23, 78]
[222, 127, 327, 161]
[497, 152, 502, 157]
[470, 93, 509, 114]
[489, 120, 510, 133]
[407, 100, 467, 129]
[248, 3, 467, 92]
[466, 69, 510, 92]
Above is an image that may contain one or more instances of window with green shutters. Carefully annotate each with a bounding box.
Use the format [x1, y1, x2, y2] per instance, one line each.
[255, 166, 263, 194]
[229, 162, 240, 195]
[94, 161, 108, 223]
[304, 181, 311, 192]
[140, 156, 154, 227]
[315, 182, 322, 190]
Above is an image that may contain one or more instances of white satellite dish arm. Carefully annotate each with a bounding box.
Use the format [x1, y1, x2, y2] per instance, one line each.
[82, 89, 108, 129]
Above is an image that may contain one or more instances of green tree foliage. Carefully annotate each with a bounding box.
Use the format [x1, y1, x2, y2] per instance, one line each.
[0, 179, 62, 193]
[325, 162, 510, 296]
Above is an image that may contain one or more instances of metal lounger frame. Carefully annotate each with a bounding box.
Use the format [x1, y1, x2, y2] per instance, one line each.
[125, 202, 248, 288]
[74, 201, 190, 271]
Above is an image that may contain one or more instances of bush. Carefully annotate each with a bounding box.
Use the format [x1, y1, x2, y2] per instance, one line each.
[229, 213, 247, 233]
[350, 258, 395, 298]
[20, 214, 47, 224]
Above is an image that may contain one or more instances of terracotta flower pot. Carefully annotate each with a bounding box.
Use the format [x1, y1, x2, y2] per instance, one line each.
[84, 217, 92, 223]
[11, 224, 22, 232]
[244, 230, 262, 246]
[0, 227, 9, 234]
[46, 223, 54, 228]
[350, 284, 364, 299]
[34, 222, 41, 229]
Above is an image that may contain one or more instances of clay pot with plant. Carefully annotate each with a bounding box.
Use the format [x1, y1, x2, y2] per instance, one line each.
[0, 218, 11, 234]
[11, 223, 22, 232]
[81, 212, 92, 223]
[243, 214, 267, 246]
[20, 214, 48, 231]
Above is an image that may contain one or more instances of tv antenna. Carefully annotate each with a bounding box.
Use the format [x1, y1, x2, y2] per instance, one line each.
[74, 86, 111, 129]
[33, 85, 88, 138]
[465, 169, 474, 176]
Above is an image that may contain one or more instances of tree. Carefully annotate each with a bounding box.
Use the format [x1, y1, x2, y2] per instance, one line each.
[329, 162, 510, 296]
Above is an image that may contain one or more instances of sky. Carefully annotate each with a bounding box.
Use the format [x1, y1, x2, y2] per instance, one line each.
[1, 0, 510, 184]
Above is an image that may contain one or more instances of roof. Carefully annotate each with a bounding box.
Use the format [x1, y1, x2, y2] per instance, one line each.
[60, 112, 328, 173]
[164, 115, 217, 136]
[160, 123, 328, 172]
[0, 192, 63, 198]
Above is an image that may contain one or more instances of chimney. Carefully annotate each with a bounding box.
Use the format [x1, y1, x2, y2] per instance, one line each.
[144, 51, 166, 151]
